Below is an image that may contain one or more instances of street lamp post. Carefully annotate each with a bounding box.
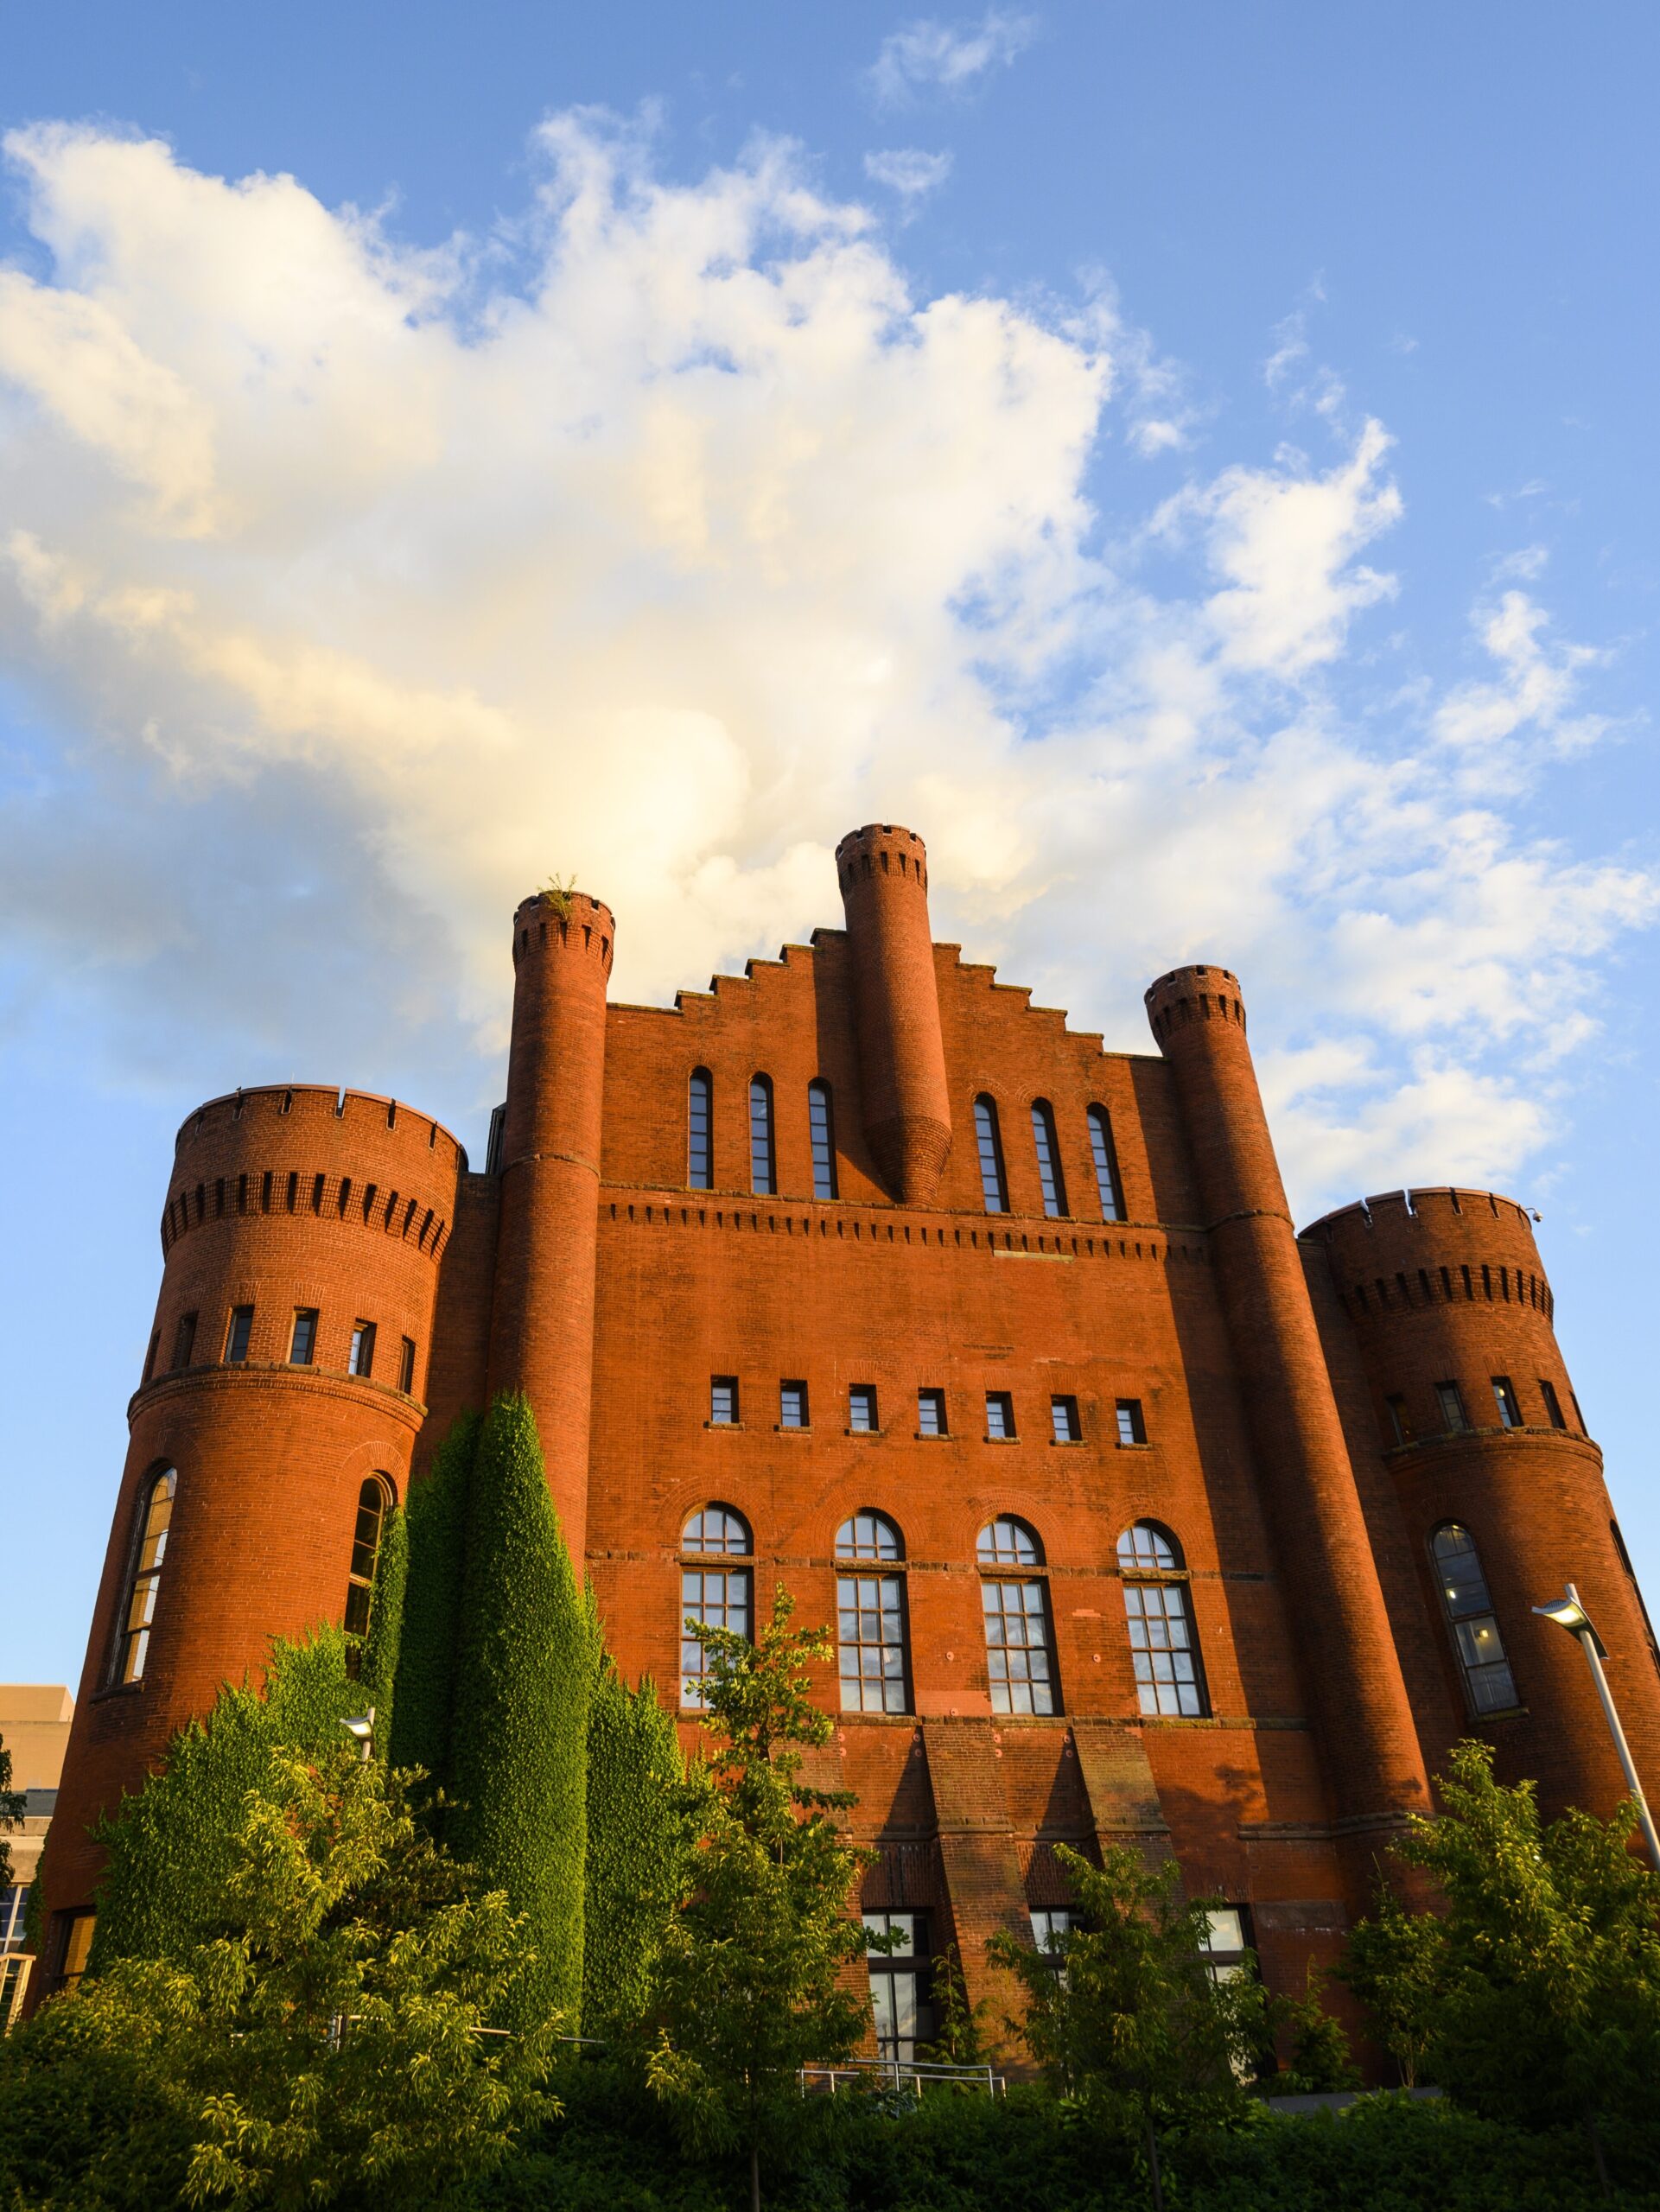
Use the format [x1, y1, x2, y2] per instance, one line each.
[340, 1707, 376, 1764]
[1532, 1585, 1660, 1872]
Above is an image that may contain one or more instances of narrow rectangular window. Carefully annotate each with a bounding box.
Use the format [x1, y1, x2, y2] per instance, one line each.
[1115, 1398, 1147, 1446]
[225, 1306, 254, 1363]
[864, 1911, 932, 2062]
[849, 1384, 877, 1433]
[710, 1376, 739, 1426]
[1436, 1381, 1468, 1433]
[917, 1388, 947, 1438]
[808, 1079, 838, 1202]
[749, 1075, 775, 1196]
[142, 1331, 160, 1386]
[289, 1309, 319, 1366]
[350, 1321, 377, 1378]
[399, 1336, 417, 1394]
[974, 1096, 1008, 1212]
[1385, 1393, 1409, 1446]
[779, 1380, 809, 1429]
[1539, 1378, 1566, 1430]
[681, 1566, 752, 1709]
[1050, 1395, 1081, 1444]
[171, 1312, 198, 1371]
[58, 1912, 97, 1996]
[1491, 1376, 1521, 1429]
[1088, 1105, 1125, 1222]
[1030, 1101, 1067, 1217]
[688, 1069, 713, 1190]
[984, 1390, 1015, 1440]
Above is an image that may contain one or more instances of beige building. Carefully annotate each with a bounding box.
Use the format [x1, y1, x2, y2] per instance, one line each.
[3, 1686, 74, 2025]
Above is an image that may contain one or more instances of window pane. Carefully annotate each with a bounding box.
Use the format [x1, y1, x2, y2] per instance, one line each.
[1031, 1102, 1066, 1217]
[1115, 1399, 1146, 1446]
[681, 1564, 753, 1707]
[749, 1077, 775, 1196]
[836, 1512, 900, 1560]
[974, 1096, 1008, 1213]
[918, 1389, 945, 1437]
[709, 1376, 738, 1425]
[1122, 1580, 1206, 1717]
[1431, 1522, 1518, 1713]
[350, 1322, 376, 1378]
[120, 1469, 176, 1684]
[982, 1577, 1056, 1714]
[682, 1506, 751, 1555]
[1437, 1382, 1468, 1432]
[849, 1385, 877, 1433]
[808, 1080, 838, 1202]
[985, 1391, 1014, 1439]
[1088, 1107, 1124, 1222]
[689, 1070, 713, 1189]
[1431, 1523, 1493, 1617]
[977, 1516, 1039, 1567]
[837, 1572, 908, 1713]
[1116, 1522, 1175, 1573]
[226, 1306, 253, 1363]
[289, 1309, 317, 1365]
[1492, 1376, 1520, 1428]
[1051, 1395, 1079, 1444]
[780, 1381, 808, 1429]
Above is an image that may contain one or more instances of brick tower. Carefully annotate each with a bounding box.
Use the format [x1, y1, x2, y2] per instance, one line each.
[836, 824, 952, 1206]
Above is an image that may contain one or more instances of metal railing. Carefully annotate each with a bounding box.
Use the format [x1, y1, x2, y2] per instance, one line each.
[799, 2055, 1004, 2098]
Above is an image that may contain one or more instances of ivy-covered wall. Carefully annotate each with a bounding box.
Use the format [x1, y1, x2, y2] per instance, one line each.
[582, 1664, 685, 2037]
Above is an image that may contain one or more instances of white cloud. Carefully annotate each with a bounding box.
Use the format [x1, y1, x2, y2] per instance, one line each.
[0, 115, 1650, 1219]
[868, 11, 1037, 107]
[863, 147, 954, 198]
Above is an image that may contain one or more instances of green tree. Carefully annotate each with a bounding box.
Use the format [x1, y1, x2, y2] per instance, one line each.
[3, 1746, 556, 2210]
[447, 1392, 595, 2032]
[645, 1586, 870, 2212]
[583, 1660, 686, 2037]
[0, 1732, 24, 1891]
[357, 1498, 408, 1748]
[989, 1845, 1269, 2209]
[1339, 1878, 1447, 2088]
[919, 1942, 995, 2070]
[1270, 1965, 1361, 2094]
[387, 1410, 480, 1791]
[1390, 1740, 1660, 2183]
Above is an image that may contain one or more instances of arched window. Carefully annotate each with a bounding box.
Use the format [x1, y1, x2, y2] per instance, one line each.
[749, 1076, 776, 1196]
[974, 1096, 1008, 1213]
[344, 1478, 392, 1637]
[1088, 1106, 1125, 1223]
[688, 1069, 713, 1190]
[1430, 1522, 1518, 1714]
[1031, 1101, 1067, 1217]
[836, 1511, 907, 1713]
[976, 1516, 1055, 1713]
[808, 1079, 838, 1201]
[681, 1505, 754, 1709]
[116, 1468, 176, 1685]
[1116, 1522, 1208, 1717]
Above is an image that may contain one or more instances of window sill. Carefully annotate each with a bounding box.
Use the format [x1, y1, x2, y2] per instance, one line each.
[1116, 1440, 1151, 1451]
[703, 1421, 745, 1433]
[1049, 1438, 1085, 1449]
[913, 1433, 951, 1443]
[846, 1427, 886, 1439]
[89, 1681, 144, 1707]
[983, 1435, 1019, 1446]
[774, 1424, 812, 1436]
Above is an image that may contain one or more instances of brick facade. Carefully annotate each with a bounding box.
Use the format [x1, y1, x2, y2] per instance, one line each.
[41, 823, 1660, 2031]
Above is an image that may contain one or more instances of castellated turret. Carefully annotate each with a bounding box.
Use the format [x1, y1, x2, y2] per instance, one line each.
[836, 824, 952, 1206]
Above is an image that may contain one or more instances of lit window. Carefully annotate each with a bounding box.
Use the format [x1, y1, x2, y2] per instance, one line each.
[171, 1312, 197, 1370]
[1115, 1398, 1147, 1446]
[225, 1306, 254, 1363]
[985, 1390, 1015, 1440]
[836, 1513, 907, 1713]
[1385, 1394, 1409, 1447]
[1491, 1376, 1521, 1429]
[688, 1069, 713, 1190]
[399, 1336, 417, 1395]
[917, 1388, 947, 1438]
[1117, 1522, 1208, 1718]
[58, 1912, 96, 1995]
[1435, 1381, 1469, 1433]
[349, 1321, 377, 1378]
[974, 1096, 1008, 1213]
[680, 1507, 753, 1709]
[344, 1478, 390, 1637]
[117, 1469, 176, 1685]
[809, 1079, 838, 1201]
[977, 1518, 1055, 1715]
[849, 1384, 878, 1433]
[1030, 1101, 1067, 1217]
[1088, 1106, 1125, 1222]
[1050, 1395, 1081, 1444]
[709, 1376, 739, 1426]
[1030, 1908, 1082, 1956]
[1540, 1378, 1567, 1430]
[864, 1911, 932, 2063]
[1431, 1522, 1518, 1715]
[749, 1075, 775, 1196]
[1198, 1905, 1250, 1985]
[779, 1380, 809, 1430]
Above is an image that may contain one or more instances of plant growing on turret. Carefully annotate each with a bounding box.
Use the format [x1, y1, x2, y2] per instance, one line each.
[538, 874, 578, 921]
[644, 1586, 870, 2212]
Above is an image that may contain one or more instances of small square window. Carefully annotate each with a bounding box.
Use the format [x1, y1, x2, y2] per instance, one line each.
[1030, 1907, 1081, 1955]
[171, 1312, 198, 1371]
[1491, 1376, 1521, 1429]
[1115, 1398, 1146, 1446]
[849, 1384, 878, 1433]
[780, 1380, 809, 1429]
[710, 1376, 739, 1426]
[917, 1388, 947, 1439]
[289, 1309, 319, 1366]
[1050, 1395, 1081, 1444]
[1385, 1393, 1409, 1447]
[1436, 1381, 1469, 1433]
[350, 1321, 377, 1378]
[399, 1336, 417, 1395]
[225, 1306, 254, 1364]
[1539, 1378, 1566, 1430]
[985, 1390, 1015, 1440]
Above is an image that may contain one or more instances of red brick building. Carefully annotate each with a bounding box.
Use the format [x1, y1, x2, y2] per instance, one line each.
[41, 822, 1660, 2039]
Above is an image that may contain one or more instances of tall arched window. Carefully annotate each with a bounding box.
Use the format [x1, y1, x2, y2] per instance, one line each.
[681, 1505, 754, 1709]
[1117, 1522, 1208, 1717]
[808, 1079, 838, 1201]
[836, 1511, 908, 1713]
[977, 1516, 1056, 1713]
[974, 1096, 1008, 1213]
[749, 1076, 776, 1196]
[344, 1477, 392, 1637]
[1030, 1100, 1067, 1217]
[688, 1069, 713, 1190]
[1088, 1106, 1125, 1223]
[1430, 1522, 1518, 1714]
[116, 1467, 176, 1685]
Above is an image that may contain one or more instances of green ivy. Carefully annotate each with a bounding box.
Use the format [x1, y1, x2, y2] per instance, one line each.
[448, 1393, 596, 2032]
[359, 1498, 408, 1750]
[582, 1663, 684, 2037]
[387, 1410, 480, 1794]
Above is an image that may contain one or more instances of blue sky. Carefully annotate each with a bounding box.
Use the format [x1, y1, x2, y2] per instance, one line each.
[3, 3, 1658, 1687]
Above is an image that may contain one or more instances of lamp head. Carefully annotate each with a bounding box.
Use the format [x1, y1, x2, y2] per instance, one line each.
[340, 1708, 377, 1761]
[1532, 1592, 1608, 1658]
